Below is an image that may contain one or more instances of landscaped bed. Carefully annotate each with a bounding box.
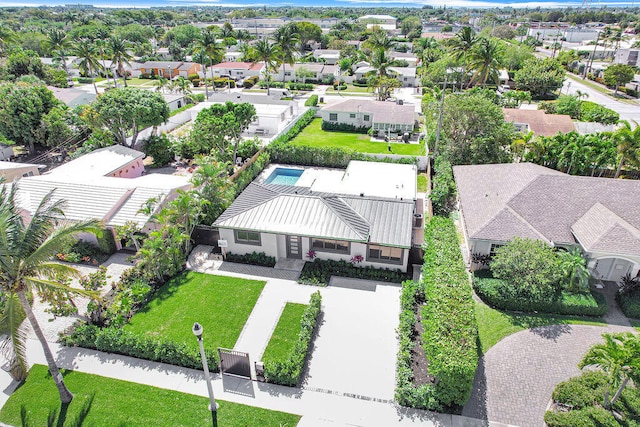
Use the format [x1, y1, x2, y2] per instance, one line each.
[298, 258, 411, 286]
[288, 118, 425, 156]
[0, 365, 301, 427]
[125, 272, 265, 351]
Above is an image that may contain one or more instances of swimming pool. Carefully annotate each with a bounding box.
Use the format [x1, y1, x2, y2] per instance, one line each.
[264, 168, 304, 186]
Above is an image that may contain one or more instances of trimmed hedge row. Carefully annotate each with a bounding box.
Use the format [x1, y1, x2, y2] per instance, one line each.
[617, 291, 640, 319]
[420, 217, 478, 409]
[321, 121, 369, 133]
[61, 323, 219, 371]
[304, 95, 318, 107]
[226, 251, 276, 267]
[473, 274, 607, 316]
[298, 259, 411, 286]
[263, 291, 321, 386]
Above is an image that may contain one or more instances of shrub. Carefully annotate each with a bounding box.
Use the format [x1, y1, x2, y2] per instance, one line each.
[226, 251, 276, 267]
[298, 259, 410, 286]
[259, 81, 285, 89]
[187, 73, 199, 81]
[191, 93, 205, 102]
[579, 101, 619, 124]
[305, 94, 318, 107]
[61, 322, 219, 371]
[333, 83, 347, 91]
[552, 371, 609, 410]
[617, 291, 640, 319]
[545, 406, 619, 427]
[263, 291, 321, 386]
[413, 217, 478, 409]
[321, 121, 369, 133]
[473, 272, 607, 316]
[491, 238, 563, 301]
[142, 134, 173, 167]
[288, 82, 314, 91]
[214, 77, 235, 88]
[430, 156, 456, 216]
[96, 228, 117, 255]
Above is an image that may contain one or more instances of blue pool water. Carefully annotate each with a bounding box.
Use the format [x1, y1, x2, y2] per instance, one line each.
[264, 168, 304, 186]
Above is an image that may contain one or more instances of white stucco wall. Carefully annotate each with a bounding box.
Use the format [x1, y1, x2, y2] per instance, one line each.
[219, 229, 279, 258]
[319, 110, 373, 128]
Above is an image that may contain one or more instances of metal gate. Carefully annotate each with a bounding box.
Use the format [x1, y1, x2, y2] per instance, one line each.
[218, 348, 251, 379]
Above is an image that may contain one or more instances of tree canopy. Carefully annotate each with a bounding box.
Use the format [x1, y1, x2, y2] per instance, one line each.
[514, 58, 565, 99]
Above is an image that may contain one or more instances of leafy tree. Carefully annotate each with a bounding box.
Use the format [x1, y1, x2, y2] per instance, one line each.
[514, 58, 565, 99]
[368, 74, 401, 101]
[579, 332, 640, 409]
[190, 158, 235, 225]
[0, 26, 16, 57]
[5, 49, 46, 80]
[142, 134, 173, 167]
[468, 37, 504, 87]
[89, 88, 169, 148]
[439, 92, 514, 165]
[400, 16, 422, 39]
[296, 21, 322, 51]
[603, 64, 635, 95]
[0, 82, 59, 154]
[41, 104, 76, 147]
[114, 23, 154, 44]
[164, 24, 201, 48]
[502, 43, 535, 71]
[492, 25, 515, 40]
[0, 186, 101, 402]
[491, 238, 563, 301]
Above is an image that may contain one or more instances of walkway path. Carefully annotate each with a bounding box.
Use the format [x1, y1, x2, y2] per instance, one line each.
[462, 284, 634, 427]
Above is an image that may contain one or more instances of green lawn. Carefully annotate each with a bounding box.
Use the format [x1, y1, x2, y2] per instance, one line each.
[417, 173, 429, 193]
[125, 272, 265, 351]
[0, 365, 300, 427]
[476, 301, 606, 354]
[325, 84, 373, 94]
[262, 303, 307, 362]
[121, 77, 157, 87]
[289, 118, 425, 156]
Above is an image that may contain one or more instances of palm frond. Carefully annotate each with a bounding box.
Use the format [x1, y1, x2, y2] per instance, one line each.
[24, 276, 99, 300]
[0, 293, 27, 381]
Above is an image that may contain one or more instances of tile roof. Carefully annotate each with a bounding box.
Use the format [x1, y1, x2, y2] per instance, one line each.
[454, 163, 640, 255]
[321, 99, 416, 126]
[502, 109, 575, 136]
[211, 62, 264, 71]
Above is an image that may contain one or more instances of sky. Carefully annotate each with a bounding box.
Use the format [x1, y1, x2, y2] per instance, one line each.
[2, 0, 638, 9]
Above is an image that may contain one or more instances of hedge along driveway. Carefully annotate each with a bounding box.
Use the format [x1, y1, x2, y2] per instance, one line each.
[125, 272, 266, 352]
[289, 118, 425, 156]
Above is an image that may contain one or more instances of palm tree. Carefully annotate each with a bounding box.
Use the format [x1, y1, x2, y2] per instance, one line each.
[511, 130, 534, 163]
[579, 332, 640, 409]
[194, 29, 224, 96]
[174, 76, 192, 96]
[272, 24, 300, 84]
[612, 120, 640, 178]
[449, 26, 478, 91]
[252, 39, 281, 96]
[45, 29, 72, 76]
[557, 247, 590, 292]
[154, 76, 168, 93]
[365, 29, 395, 53]
[575, 89, 589, 118]
[415, 37, 442, 65]
[468, 37, 504, 88]
[0, 186, 101, 403]
[108, 36, 133, 88]
[95, 39, 115, 88]
[74, 40, 102, 94]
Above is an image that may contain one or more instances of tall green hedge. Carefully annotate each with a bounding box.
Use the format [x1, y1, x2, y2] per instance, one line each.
[263, 291, 321, 386]
[421, 217, 478, 408]
[96, 228, 117, 255]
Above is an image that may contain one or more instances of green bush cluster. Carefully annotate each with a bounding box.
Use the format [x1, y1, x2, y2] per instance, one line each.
[539, 97, 619, 124]
[96, 229, 117, 255]
[545, 371, 640, 427]
[473, 273, 607, 316]
[243, 76, 259, 89]
[617, 291, 640, 319]
[226, 251, 276, 267]
[263, 291, 321, 386]
[429, 156, 456, 216]
[77, 77, 95, 84]
[332, 83, 348, 91]
[395, 280, 439, 409]
[142, 134, 174, 167]
[420, 217, 478, 409]
[304, 95, 318, 107]
[61, 323, 219, 371]
[191, 93, 205, 102]
[321, 121, 369, 133]
[288, 82, 314, 91]
[580, 101, 619, 124]
[214, 78, 235, 88]
[298, 259, 411, 286]
[259, 81, 286, 89]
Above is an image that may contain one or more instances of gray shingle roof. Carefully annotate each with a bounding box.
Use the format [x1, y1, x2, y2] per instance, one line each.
[454, 163, 640, 256]
[214, 182, 413, 247]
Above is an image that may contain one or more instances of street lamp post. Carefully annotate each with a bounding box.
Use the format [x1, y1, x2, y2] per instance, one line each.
[192, 322, 218, 427]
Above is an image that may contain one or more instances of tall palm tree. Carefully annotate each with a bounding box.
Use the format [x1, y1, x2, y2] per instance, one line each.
[557, 246, 590, 292]
[108, 36, 133, 88]
[468, 37, 504, 88]
[95, 39, 115, 88]
[414, 37, 442, 65]
[194, 29, 224, 97]
[579, 332, 640, 409]
[45, 28, 72, 76]
[612, 120, 640, 178]
[449, 26, 478, 91]
[365, 29, 395, 53]
[272, 24, 300, 84]
[252, 39, 281, 96]
[0, 186, 101, 403]
[74, 40, 102, 94]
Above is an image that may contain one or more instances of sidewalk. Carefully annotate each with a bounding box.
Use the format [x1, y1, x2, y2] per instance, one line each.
[16, 340, 487, 427]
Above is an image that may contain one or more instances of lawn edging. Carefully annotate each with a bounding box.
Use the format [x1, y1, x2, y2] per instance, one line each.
[263, 291, 322, 386]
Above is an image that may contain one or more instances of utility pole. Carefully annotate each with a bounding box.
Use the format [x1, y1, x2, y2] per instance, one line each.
[584, 30, 600, 79]
[434, 74, 447, 157]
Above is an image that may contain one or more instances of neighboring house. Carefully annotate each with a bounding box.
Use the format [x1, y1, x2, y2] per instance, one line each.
[320, 99, 416, 136]
[312, 49, 340, 65]
[388, 66, 418, 87]
[615, 49, 640, 67]
[0, 144, 14, 161]
[502, 109, 575, 136]
[47, 86, 97, 108]
[358, 14, 397, 31]
[223, 51, 244, 62]
[210, 62, 264, 80]
[454, 162, 640, 282]
[214, 161, 420, 272]
[273, 63, 337, 83]
[0, 161, 44, 181]
[12, 145, 190, 247]
[139, 61, 201, 78]
[389, 51, 420, 67]
[163, 93, 189, 112]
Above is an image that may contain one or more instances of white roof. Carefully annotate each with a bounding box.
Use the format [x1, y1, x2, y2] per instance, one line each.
[48, 146, 144, 178]
[360, 14, 397, 21]
[0, 161, 43, 171]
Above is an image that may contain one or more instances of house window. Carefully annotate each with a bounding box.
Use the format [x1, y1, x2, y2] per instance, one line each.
[349, 113, 356, 118]
[285, 72, 291, 76]
[311, 238, 349, 254]
[329, 113, 338, 121]
[489, 243, 504, 257]
[368, 245, 403, 264]
[363, 115, 370, 121]
[234, 230, 261, 245]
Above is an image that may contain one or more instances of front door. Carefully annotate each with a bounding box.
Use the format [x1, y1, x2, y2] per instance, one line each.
[286, 235, 302, 259]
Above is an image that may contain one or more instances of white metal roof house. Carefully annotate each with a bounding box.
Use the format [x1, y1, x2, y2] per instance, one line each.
[320, 99, 417, 135]
[214, 161, 419, 272]
[454, 162, 640, 282]
[0, 161, 44, 181]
